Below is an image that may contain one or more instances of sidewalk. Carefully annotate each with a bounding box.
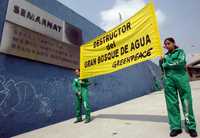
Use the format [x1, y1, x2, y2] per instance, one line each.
[13, 81, 200, 138]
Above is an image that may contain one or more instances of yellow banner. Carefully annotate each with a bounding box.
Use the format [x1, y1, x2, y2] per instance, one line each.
[80, 2, 163, 79]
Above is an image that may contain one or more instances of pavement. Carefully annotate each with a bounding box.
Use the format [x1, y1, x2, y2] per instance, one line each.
[13, 80, 200, 138]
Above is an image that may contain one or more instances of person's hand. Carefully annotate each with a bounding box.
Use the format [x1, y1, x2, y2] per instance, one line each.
[79, 80, 83, 84]
[159, 56, 164, 63]
[76, 92, 81, 97]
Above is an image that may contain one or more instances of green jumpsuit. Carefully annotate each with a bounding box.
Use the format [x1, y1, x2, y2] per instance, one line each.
[72, 78, 91, 121]
[160, 48, 196, 131]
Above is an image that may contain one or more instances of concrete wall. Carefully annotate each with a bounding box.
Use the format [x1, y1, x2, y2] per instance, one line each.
[0, 0, 162, 137]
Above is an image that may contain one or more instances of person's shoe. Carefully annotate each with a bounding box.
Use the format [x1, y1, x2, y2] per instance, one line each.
[170, 129, 182, 137]
[188, 129, 198, 137]
[74, 118, 82, 123]
[84, 118, 91, 124]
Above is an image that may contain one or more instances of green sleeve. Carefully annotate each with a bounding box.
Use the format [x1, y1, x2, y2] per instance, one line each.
[81, 79, 90, 87]
[162, 49, 186, 69]
[72, 79, 79, 93]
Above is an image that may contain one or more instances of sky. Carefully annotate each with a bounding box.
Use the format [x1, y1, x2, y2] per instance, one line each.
[57, 0, 200, 62]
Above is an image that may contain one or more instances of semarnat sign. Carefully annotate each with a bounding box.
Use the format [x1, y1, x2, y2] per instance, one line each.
[6, 0, 64, 42]
[0, 0, 81, 69]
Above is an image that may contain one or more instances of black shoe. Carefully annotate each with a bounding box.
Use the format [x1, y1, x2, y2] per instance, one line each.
[170, 129, 182, 137]
[188, 129, 198, 137]
[74, 119, 82, 123]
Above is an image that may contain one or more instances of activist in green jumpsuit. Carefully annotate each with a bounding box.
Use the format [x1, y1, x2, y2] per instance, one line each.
[160, 37, 197, 137]
[72, 69, 91, 123]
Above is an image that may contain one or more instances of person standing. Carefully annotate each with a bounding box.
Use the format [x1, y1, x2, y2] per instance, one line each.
[72, 69, 91, 123]
[160, 37, 198, 137]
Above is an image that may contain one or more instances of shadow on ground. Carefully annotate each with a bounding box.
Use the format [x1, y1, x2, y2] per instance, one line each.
[94, 114, 168, 123]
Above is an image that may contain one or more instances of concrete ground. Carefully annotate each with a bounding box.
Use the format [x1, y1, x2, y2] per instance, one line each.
[13, 81, 200, 138]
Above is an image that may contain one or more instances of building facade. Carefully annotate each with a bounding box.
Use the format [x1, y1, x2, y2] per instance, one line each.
[0, 0, 162, 137]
